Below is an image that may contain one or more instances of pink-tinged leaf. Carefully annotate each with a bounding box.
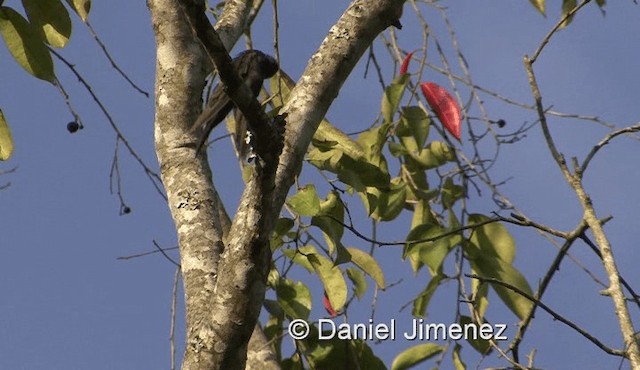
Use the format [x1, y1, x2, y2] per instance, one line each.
[420, 82, 461, 140]
[323, 291, 337, 317]
[399, 51, 415, 76]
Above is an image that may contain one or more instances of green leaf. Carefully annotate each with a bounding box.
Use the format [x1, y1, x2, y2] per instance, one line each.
[411, 199, 438, 229]
[263, 306, 284, 345]
[346, 267, 367, 299]
[287, 184, 321, 216]
[441, 177, 465, 209]
[412, 274, 443, 317]
[0, 110, 14, 161]
[396, 113, 419, 153]
[364, 177, 407, 222]
[411, 140, 455, 169]
[468, 214, 515, 264]
[470, 255, 534, 320]
[404, 162, 437, 203]
[282, 246, 316, 273]
[471, 275, 489, 320]
[560, 0, 577, 28]
[306, 253, 347, 311]
[452, 344, 467, 370]
[391, 343, 444, 370]
[275, 278, 312, 320]
[333, 242, 352, 265]
[529, 0, 546, 15]
[347, 247, 385, 289]
[388, 141, 409, 157]
[303, 336, 386, 370]
[309, 149, 390, 192]
[271, 217, 295, 250]
[267, 268, 281, 288]
[336, 155, 390, 190]
[402, 106, 431, 149]
[273, 217, 294, 237]
[460, 316, 491, 354]
[311, 191, 345, 254]
[266, 314, 286, 362]
[23, 0, 72, 48]
[64, 0, 91, 22]
[314, 123, 367, 161]
[358, 123, 391, 178]
[358, 122, 390, 161]
[307, 146, 342, 167]
[381, 74, 409, 123]
[405, 224, 460, 276]
[281, 354, 304, 370]
[379, 177, 407, 221]
[263, 299, 284, 319]
[0, 7, 54, 82]
[272, 70, 367, 161]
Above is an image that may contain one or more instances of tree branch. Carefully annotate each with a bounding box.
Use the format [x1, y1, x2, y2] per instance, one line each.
[177, 0, 281, 164]
[270, 0, 404, 219]
[524, 9, 640, 363]
[148, 0, 278, 369]
[151, 0, 404, 368]
[467, 274, 626, 358]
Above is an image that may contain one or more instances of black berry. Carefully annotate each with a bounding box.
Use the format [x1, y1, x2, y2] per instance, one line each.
[67, 121, 80, 133]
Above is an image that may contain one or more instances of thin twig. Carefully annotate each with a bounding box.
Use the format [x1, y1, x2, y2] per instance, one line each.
[509, 219, 589, 361]
[116, 245, 179, 261]
[581, 122, 640, 174]
[525, 5, 640, 363]
[85, 21, 150, 97]
[153, 240, 181, 267]
[467, 274, 626, 358]
[49, 48, 167, 200]
[529, 0, 593, 63]
[579, 233, 640, 310]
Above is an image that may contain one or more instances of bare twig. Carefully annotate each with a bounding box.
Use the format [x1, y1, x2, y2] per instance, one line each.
[529, 0, 593, 63]
[0, 166, 17, 190]
[579, 233, 640, 310]
[152, 240, 181, 267]
[509, 219, 589, 361]
[581, 122, 640, 173]
[49, 48, 166, 200]
[116, 245, 179, 261]
[467, 274, 626, 358]
[85, 21, 150, 97]
[109, 138, 131, 215]
[524, 8, 640, 362]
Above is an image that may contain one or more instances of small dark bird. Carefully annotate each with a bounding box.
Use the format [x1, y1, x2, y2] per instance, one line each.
[390, 3, 404, 29]
[191, 50, 279, 154]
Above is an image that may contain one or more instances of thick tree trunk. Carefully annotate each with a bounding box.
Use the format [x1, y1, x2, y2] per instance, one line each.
[148, 0, 404, 368]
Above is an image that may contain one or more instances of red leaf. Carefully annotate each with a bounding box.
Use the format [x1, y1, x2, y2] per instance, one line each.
[399, 51, 414, 76]
[323, 291, 337, 317]
[420, 82, 461, 140]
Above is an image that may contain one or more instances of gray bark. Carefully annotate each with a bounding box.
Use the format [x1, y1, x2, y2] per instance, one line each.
[148, 0, 404, 368]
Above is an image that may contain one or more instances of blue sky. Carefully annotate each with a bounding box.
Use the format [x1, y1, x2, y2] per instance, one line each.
[1, 1, 639, 369]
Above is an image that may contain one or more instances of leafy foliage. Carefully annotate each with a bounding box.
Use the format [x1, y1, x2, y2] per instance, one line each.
[391, 343, 444, 370]
[0, 6, 55, 82]
[528, 0, 606, 25]
[0, 0, 90, 153]
[0, 110, 13, 160]
[266, 49, 536, 368]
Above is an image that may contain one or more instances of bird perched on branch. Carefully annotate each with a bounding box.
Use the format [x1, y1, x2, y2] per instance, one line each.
[191, 49, 279, 154]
